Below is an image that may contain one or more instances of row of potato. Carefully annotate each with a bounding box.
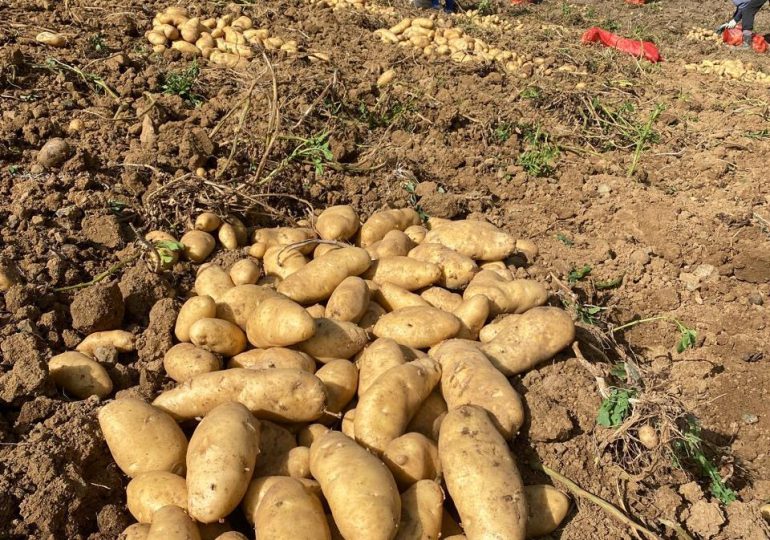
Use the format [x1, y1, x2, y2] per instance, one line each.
[684, 58, 770, 84]
[685, 27, 722, 43]
[462, 10, 517, 33]
[307, 0, 397, 17]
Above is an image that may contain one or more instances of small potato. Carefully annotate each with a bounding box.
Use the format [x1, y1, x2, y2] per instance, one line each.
[48, 351, 113, 399]
[147, 505, 200, 540]
[195, 264, 234, 302]
[231, 15, 253, 31]
[255, 477, 331, 540]
[242, 476, 323, 525]
[298, 318, 368, 361]
[315, 359, 358, 416]
[408, 243, 478, 290]
[373, 307, 461, 349]
[218, 223, 240, 250]
[146, 230, 177, 244]
[326, 276, 370, 322]
[364, 256, 441, 291]
[310, 431, 400, 540]
[424, 220, 517, 261]
[306, 304, 327, 318]
[357, 301, 386, 332]
[252, 227, 317, 254]
[37, 31, 66, 47]
[420, 287, 462, 312]
[355, 337, 406, 396]
[181, 230, 216, 263]
[175, 295, 217, 342]
[171, 41, 201, 56]
[405, 391, 447, 441]
[404, 225, 427, 244]
[524, 485, 570, 538]
[366, 230, 416, 259]
[76, 330, 135, 356]
[360, 208, 421, 247]
[127, 471, 187, 523]
[216, 284, 277, 330]
[383, 433, 441, 488]
[453, 295, 490, 340]
[341, 408, 356, 438]
[180, 17, 203, 43]
[146, 30, 167, 46]
[516, 238, 539, 261]
[99, 398, 187, 477]
[395, 480, 444, 540]
[263, 245, 307, 279]
[163, 343, 221, 382]
[122, 523, 151, 540]
[463, 271, 547, 316]
[209, 50, 248, 69]
[229, 259, 261, 285]
[375, 282, 429, 312]
[189, 318, 246, 357]
[316, 205, 360, 241]
[228, 347, 315, 372]
[246, 296, 316, 348]
[277, 247, 372, 304]
[297, 423, 330, 447]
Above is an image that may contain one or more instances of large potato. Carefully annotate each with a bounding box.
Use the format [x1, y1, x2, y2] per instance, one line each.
[463, 271, 547, 316]
[187, 402, 260, 523]
[366, 230, 416, 259]
[408, 243, 478, 289]
[252, 421, 308, 478]
[48, 351, 113, 399]
[420, 287, 462, 312]
[242, 476, 323, 525]
[355, 358, 441, 455]
[252, 227, 317, 254]
[480, 307, 575, 375]
[147, 505, 200, 540]
[163, 343, 221, 382]
[439, 406, 527, 540]
[298, 318, 368, 361]
[228, 347, 315, 372]
[431, 340, 524, 439]
[189, 318, 246, 357]
[316, 205, 359, 241]
[176, 296, 217, 342]
[315, 359, 358, 416]
[126, 471, 187, 523]
[310, 431, 400, 540]
[254, 477, 331, 540]
[356, 337, 406, 396]
[99, 398, 187, 477]
[360, 208, 421, 247]
[373, 307, 461, 349]
[246, 296, 316, 348]
[423, 220, 516, 261]
[76, 330, 135, 356]
[181, 230, 216, 263]
[195, 265, 234, 302]
[364, 256, 441, 290]
[375, 282, 429, 312]
[383, 433, 441, 488]
[152, 368, 326, 422]
[325, 276, 369, 323]
[395, 480, 444, 540]
[524, 485, 570, 538]
[263, 245, 308, 279]
[453, 295, 490, 340]
[406, 391, 447, 441]
[216, 284, 278, 330]
[277, 247, 372, 304]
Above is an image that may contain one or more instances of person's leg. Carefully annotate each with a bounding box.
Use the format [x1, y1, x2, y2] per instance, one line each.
[741, 0, 767, 31]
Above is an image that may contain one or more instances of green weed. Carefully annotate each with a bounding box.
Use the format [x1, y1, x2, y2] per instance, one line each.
[518, 126, 559, 177]
[520, 86, 541, 100]
[556, 233, 574, 246]
[161, 61, 203, 106]
[403, 181, 430, 223]
[89, 33, 108, 55]
[597, 388, 637, 427]
[154, 240, 184, 266]
[476, 0, 494, 16]
[612, 315, 697, 353]
[357, 98, 413, 129]
[568, 264, 592, 284]
[492, 122, 513, 143]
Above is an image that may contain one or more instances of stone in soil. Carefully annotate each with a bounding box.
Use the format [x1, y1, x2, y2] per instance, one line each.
[70, 281, 125, 334]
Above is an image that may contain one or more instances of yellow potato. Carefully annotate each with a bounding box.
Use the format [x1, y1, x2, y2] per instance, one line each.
[171, 41, 201, 56]
[355, 359, 442, 455]
[325, 276, 370, 322]
[341, 408, 356, 438]
[431, 339, 524, 439]
[306, 303, 327, 318]
[373, 307, 461, 349]
[252, 420, 299, 477]
[406, 391, 447, 441]
[145, 230, 177, 244]
[277, 247, 372, 304]
[439, 406, 527, 540]
[255, 477, 331, 540]
[48, 351, 113, 399]
[152, 368, 327, 422]
[358, 301, 387, 331]
[404, 225, 428, 244]
[298, 318, 368, 360]
[383, 433, 441, 488]
[229, 259, 261, 285]
[263, 245, 308, 279]
[395, 480, 444, 540]
[453, 295, 490, 340]
[315, 359, 358, 417]
[181, 230, 216, 263]
[187, 403, 260, 523]
[176, 296, 217, 342]
[408, 243, 478, 289]
[252, 227, 317, 254]
[147, 505, 200, 540]
[480, 307, 575, 375]
[195, 265, 234, 302]
[98, 398, 187, 477]
[355, 337, 406, 396]
[76, 330, 135, 356]
[360, 208, 421, 247]
[310, 431, 400, 540]
[364, 256, 441, 290]
[463, 271, 547, 315]
[211, 532, 247, 540]
[524, 485, 570, 538]
[515, 238, 539, 261]
[316, 205, 360, 240]
[122, 523, 151, 540]
[366, 230, 416, 259]
[478, 261, 512, 280]
[242, 476, 323, 525]
[420, 287, 463, 312]
[189, 318, 246, 357]
[216, 284, 277, 330]
[163, 343, 221, 382]
[37, 31, 66, 47]
[423, 220, 516, 261]
[246, 296, 316, 348]
[228, 347, 316, 372]
[297, 423, 331, 447]
[127, 471, 187, 523]
[375, 282, 429, 312]
[180, 17, 203, 43]
[313, 243, 342, 259]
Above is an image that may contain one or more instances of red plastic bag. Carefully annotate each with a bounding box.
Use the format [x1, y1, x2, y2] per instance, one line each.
[581, 27, 663, 63]
[510, 0, 533, 4]
[722, 27, 769, 52]
[625, 0, 646, 4]
[753, 34, 768, 53]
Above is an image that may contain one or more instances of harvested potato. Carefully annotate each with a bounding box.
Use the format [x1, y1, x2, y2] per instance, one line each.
[181, 230, 216, 263]
[480, 307, 575, 375]
[479, 260, 513, 280]
[76, 330, 135, 356]
[306, 303, 327, 318]
[423, 220, 516, 261]
[277, 247, 372, 304]
[163, 343, 221, 382]
[420, 287, 463, 312]
[356, 337, 407, 396]
[453, 295, 490, 340]
[189, 318, 246, 357]
[638, 423, 659, 449]
[524, 485, 570, 538]
[341, 408, 356, 438]
[316, 205, 360, 240]
[176, 296, 217, 342]
[298, 318, 368, 360]
[212, 532, 247, 540]
[48, 351, 113, 399]
[406, 391, 447, 441]
[404, 225, 428, 244]
[127, 471, 187, 523]
[255, 477, 331, 540]
[310, 431, 401, 540]
[373, 307, 461, 349]
[263, 245, 308, 279]
[228, 347, 315, 372]
[216, 284, 277, 330]
[147, 505, 200, 540]
[195, 265, 234, 302]
[229, 259, 261, 285]
[431, 339, 524, 439]
[325, 276, 370, 322]
[515, 238, 538, 261]
[253, 227, 317, 254]
[383, 433, 441, 488]
[375, 282, 429, 311]
[463, 271, 547, 315]
[315, 359, 358, 416]
[242, 476, 323, 525]
[358, 301, 387, 331]
[395, 480, 444, 540]
[364, 256, 441, 290]
[355, 358, 442, 454]
[408, 243, 478, 289]
[246, 296, 316, 348]
[298, 423, 330, 447]
[99, 398, 187, 477]
[252, 421, 298, 477]
[187, 403, 260, 523]
[152, 368, 327, 422]
[360, 208, 421, 246]
[36, 31, 66, 47]
[122, 523, 151, 540]
[313, 243, 342, 259]
[366, 230, 416, 259]
[439, 406, 527, 540]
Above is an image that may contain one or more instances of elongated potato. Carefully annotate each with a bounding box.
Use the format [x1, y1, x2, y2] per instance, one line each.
[404, 225, 428, 244]
[356, 337, 406, 396]
[310, 431, 400, 540]
[364, 256, 441, 291]
[316, 205, 359, 241]
[228, 347, 315, 372]
[439, 406, 527, 540]
[298, 318, 368, 360]
[431, 339, 524, 439]
[313, 243, 342, 259]
[298, 423, 331, 447]
[524, 485, 570, 538]
[480, 307, 575, 376]
[326, 276, 369, 322]
[252, 227, 317, 254]
[195, 265, 234, 302]
[355, 358, 442, 455]
[373, 307, 461, 349]
[127, 471, 187, 523]
[423, 220, 516, 261]
[420, 287, 462, 312]
[406, 391, 447, 441]
[360, 208, 421, 247]
[375, 282, 429, 311]
[255, 477, 331, 540]
[395, 480, 444, 540]
[383, 433, 441, 488]
[242, 476, 323, 525]
[176, 296, 217, 342]
[187, 402, 260, 523]
[217, 284, 278, 330]
[277, 247, 372, 304]
[147, 505, 200, 540]
[408, 243, 478, 289]
[122, 523, 151, 540]
[163, 343, 221, 382]
[189, 318, 246, 357]
[246, 296, 316, 348]
[316, 359, 358, 415]
[229, 259, 261, 285]
[453, 295, 490, 340]
[366, 230, 416, 259]
[76, 330, 135, 356]
[181, 230, 216, 263]
[99, 398, 187, 477]
[263, 245, 308, 279]
[463, 271, 547, 316]
[152, 368, 326, 422]
[49, 351, 113, 399]
[358, 301, 386, 331]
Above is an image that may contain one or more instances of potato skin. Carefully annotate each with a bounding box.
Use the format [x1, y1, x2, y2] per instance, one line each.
[229, 259, 261, 285]
[163, 343, 221, 382]
[395, 480, 444, 540]
[364, 256, 441, 291]
[403, 225, 428, 244]
[463, 271, 547, 316]
[216, 284, 278, 330]
[195, 265, 235, 302]
[453, 295, 490, 341]
[48, 351, 113, 399]
[122, 523, 150, 540]
[228, 347, 315, 372]
[76, 330, 135, 356]
[360, 208, 421, 247]
[358, 301, 387, 332]
[383, 433, 441, 488]
[375, 282, 429, 311]
[254, 477, 331, 540]
[524, 485, 570, 538]
[423, 220, 516, 261]
[419, 287, 462, 312]
[316, 205, 359, 241]
[176, 296, 217, 342]
[438, 406, 527, 540]
[277, 247, 372, 304]
[241, 476, 323, 525]
[99, 398, 188, 477]
[252, 227, 317, 254]
[297, 423, 331, 447]
[298, 318, 369, 360]
[310, 431, 401, 540]
[408, 243, 478, 289]
[251, 420, 306, 478]
[315, 359, 358, 414]
[194, 212, 221, 232]
[356, 337, 406, 396]
[406, 391, 447, 441]
[126, 471, 187, 523]
[181, 230, 216, 263]
[325, 276, 370, 323]
[147, 505, 200, 540]
[263, 245, 307, 279]
[366, 230, 416, 259]
[189, 318, 246, 357]
[373, 307, 461, 349]
[187, 402, 260, 523]
[246, 296, 316, 348]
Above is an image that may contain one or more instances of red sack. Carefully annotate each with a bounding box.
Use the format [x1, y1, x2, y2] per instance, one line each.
[510, 0, 533, 4]
[625, 0, 646, 4]
[722, 27, 769, 52]
[581, 27, 663, 63]
[753, 34, 768, 53]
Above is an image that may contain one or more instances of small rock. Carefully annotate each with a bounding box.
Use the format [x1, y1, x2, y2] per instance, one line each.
[685, 500, 725, 539]
[629, 249, 651, 266]
[0, 262, 21, 291]
[37, 138, 71, 168]
[742, 413, 759, 425]
[597, 183, 611, 196]
[70, 282, 125, 334]
[679, 271, 701, 291]
[693, 264, 716, 280]
[93, 346, 119, 366]
[748, 292, 764, 306]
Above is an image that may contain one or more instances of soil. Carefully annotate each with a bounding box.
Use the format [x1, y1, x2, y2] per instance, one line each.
[1, 0, 770, 538]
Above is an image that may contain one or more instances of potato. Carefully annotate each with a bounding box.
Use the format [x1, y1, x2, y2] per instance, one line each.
[360, 208, 421, 247]
[127, 471, 187, 523]
[524, 485, 570, 538]
[306, 303, 327, 318]
[163, 343, 221, 382]
[298, 423, 331, 447]
[453, 295, 489, 340]
[48, 351, 113, 399]
[189, 318, 246, 357]
[439, 406, 527, 540]
[195, 265, 235, 302]
[99, 398, 187, 477]
[363, 256, 441, 290]
[145, 230, 177, 243]
[152, 368, 327, 422]
[366, 230, 416, 259]
[423, 220, 516, 261]
[253, 227, 317, 254]
[375, 282, 429, 312]
[383, 433, 441, 488]
[355, 338, 406, 396]
[187, 402, 260, 522]
[212, 532, 247, 540]
[228, 347, 315, 372]
[242, 476, 323, 525]
[405, 391, 447, 441]
[229, 259, 261, 285]
[316, 205, 360, 241]
[122, 523, 151, 540]
[395, 480, 444, 540]
[638, 423, 659, 449]
[264, 245, 308, 279]
[251, 420, 297, 476]
[277, 247, 371, 304]
[76, 330, 135, 356]
[478, 260, 513, 280]
[355, 359, 442, 455]
[176, 296, 217, 342]
[253, 477, 331, 540]
[515, 238, 538, 261]
[431, 340, 524, 439]
[37, 31, 66, 47]
[310, 431, 400, 540]
[313, 243, 342, 259]
[408, 244, 478, 290]
[216, 284, 277, 330]
[147, 505, 200, 540]
[315, 359, 358, 418]
[358, 301, 387, 331]
[180, 17, 203, 43]
[463, 271, 547, 316]
[480, 307, 575, 376]
[404, 225, 428, 244]
[325, 276, 369, 322]
[419, 287, 463, 312]
[298, 318, 368, 361]
[373, 307, 461, 349]
[246, 296, 316, 348]
[341, 408, 356, 438]
[181, 230, 216, 263]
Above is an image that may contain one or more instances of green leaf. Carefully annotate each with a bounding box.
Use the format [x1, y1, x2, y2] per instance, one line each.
[556, 233, 573, 246]
[610, 363, 627, 379]
[568, 265, 592, 284]
[155, 240, 184, 251]
[596, 388, 636, 427]
[596, 275, 624, 290]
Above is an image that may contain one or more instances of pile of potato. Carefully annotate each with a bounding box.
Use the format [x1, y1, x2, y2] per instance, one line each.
[684, 58, 770, 84]
[461, 10, 517, 33]
[685, 27, 722, 43]
[307, 0, 397, 16]
[145, 6, 298, 68]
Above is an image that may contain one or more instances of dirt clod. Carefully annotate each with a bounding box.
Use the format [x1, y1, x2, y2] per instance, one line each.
[70, 282, 125, 334]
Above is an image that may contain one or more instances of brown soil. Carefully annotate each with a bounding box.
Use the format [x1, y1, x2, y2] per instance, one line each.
[2, 0, 770, 538]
